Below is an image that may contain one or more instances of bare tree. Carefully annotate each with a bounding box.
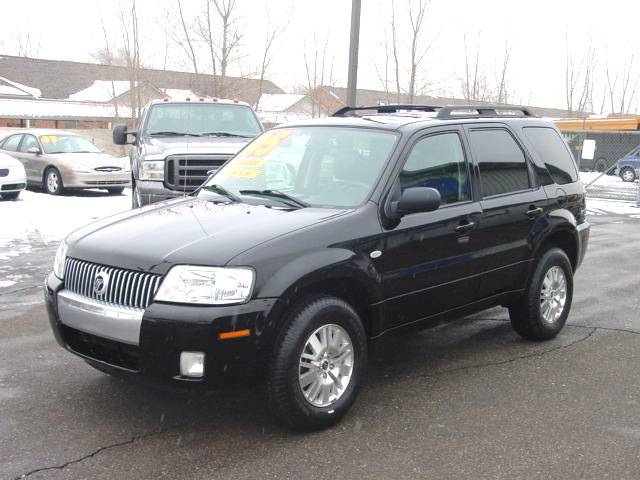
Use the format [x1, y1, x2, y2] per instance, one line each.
[93, 18, 120, 118]
[462, 34, 491, 102]
[119, 0, 143, 120]
[175, 0, 199, 75]
[303, 34, 330, 117]
[254, 8, 291, 111]
[564, 31, 596, 116]
[15, 32, 41, 57]
[374, 28, 392, 103]
[495, 41, 512, 104]
[406, 0, 431, 103]
[390, 1, 401, 102]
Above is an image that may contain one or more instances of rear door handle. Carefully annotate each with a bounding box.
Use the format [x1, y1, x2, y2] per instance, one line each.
[526, 207, 543, 218]
[455, 221, 476, 235]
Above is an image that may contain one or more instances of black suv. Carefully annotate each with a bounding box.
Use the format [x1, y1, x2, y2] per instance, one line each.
[45, 104, 590, 430]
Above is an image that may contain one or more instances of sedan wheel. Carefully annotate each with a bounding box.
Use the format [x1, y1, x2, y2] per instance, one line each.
[621, 168, 636, 182]
[44, 168, 63, 195]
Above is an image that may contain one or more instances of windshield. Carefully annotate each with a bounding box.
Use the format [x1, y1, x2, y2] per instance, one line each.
[145, 103, 262, 137]
[200, 127, 398, 208]
[39, 135, 101, 154]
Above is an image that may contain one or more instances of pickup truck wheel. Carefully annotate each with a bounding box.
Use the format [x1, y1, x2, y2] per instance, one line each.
[620, 167, 637, 182]
[509, 248, 573, 341]
[594, 158, 608, 172]
[267, 295, 367, 431]
[1, 191, 20, 200]
[107, 187, 125, 195]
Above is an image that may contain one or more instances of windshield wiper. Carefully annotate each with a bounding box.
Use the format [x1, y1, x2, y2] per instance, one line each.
[148, 131, 202, 137]
[200, 132, 254, 138]
[200, 184, 242, 203]
[239, 189, 308, 209]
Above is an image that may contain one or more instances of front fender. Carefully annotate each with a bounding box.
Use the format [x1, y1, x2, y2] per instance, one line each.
[257, 248, 382, 304]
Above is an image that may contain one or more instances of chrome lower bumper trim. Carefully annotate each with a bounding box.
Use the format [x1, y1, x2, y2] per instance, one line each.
[57, 290, 143, 345]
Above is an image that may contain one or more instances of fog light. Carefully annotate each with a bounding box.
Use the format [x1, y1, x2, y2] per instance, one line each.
[180, 351, 205, 378]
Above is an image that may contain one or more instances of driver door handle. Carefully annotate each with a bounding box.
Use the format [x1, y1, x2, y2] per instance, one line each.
[455, 221, 476, 235]
[526, 207, 543, 218]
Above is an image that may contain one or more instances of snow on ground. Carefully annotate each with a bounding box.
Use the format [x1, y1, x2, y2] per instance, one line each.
[0, 188, 131, 257]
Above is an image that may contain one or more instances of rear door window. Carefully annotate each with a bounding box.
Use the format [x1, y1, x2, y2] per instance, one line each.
[523, 127, 578, 184]
[469, 129, 530, 197]
[2, 134, 23, 152]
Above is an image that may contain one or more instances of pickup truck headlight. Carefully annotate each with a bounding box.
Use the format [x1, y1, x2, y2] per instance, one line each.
[53, 242, 68, 280]
[154, 266, 254, 305]
[140, 160, 164, 181]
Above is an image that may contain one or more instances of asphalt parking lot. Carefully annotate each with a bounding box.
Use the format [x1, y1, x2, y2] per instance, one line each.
[2, 196, 640, 479]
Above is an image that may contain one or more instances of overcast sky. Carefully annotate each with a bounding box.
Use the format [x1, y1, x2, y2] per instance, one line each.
[1, 0, 639, 112]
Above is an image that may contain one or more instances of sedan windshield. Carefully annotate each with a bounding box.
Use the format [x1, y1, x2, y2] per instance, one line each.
[145, 103, 262, 138]
[200, 127, 399, 208]
[40, 135, 101, 154]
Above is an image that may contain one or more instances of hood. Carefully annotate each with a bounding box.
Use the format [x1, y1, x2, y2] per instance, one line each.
[52, 152, 126, 169]
[66, 197, 346, 274]
[142, 136, 250, 157]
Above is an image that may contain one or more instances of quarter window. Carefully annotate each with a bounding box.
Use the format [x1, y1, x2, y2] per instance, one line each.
[19, 135, 39, 153]
[400, 132, 470, 205]
[523, 127, 578, 184]
[2, 134, 22, 152]
[470, 129, 530, 197]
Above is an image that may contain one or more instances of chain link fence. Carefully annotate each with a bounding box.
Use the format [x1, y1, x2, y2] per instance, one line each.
[562, 130, 640, 206]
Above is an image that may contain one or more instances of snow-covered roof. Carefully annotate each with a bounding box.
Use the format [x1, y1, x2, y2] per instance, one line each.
[256, 93, 306, 112]
[68, 80, 136, 102]
[258, 111, 311, 125]
[0, 97, 132, 119]
[160, 88, 205, 100]
[0, 77, 41, 98]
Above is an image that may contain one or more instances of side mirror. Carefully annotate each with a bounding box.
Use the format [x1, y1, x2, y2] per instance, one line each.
[27, 146, 41, 155]
[394, 187, 441, 215]
[113, 124, 138, 145]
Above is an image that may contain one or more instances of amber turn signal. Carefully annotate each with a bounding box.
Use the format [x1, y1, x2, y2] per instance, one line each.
[218, 329, 251, 340]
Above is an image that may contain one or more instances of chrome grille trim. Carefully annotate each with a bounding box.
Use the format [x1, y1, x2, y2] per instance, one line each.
[63, 258, 162, 309]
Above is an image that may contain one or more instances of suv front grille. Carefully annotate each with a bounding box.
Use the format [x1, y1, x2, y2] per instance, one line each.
[64, 258, 162, 309]
[165, 154, 232, 191]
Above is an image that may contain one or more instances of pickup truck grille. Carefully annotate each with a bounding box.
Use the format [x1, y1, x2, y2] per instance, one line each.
[64, 258, 162, 309]
[165, 154, 232, 191]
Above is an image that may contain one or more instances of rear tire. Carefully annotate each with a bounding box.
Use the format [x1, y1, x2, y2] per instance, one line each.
[620, 167, 637, 182]
[509, 248, 573, 341]
[107, 187, 125, 195]
[594, 158, 608, 173]
[44, 167, 64, 195]
[267, 295, 367, 431]
[1, 191, 20, 200]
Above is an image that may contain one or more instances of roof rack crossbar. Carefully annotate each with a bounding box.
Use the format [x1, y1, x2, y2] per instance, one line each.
[332, 104, 442, 117]
[435, 104, 535, 119]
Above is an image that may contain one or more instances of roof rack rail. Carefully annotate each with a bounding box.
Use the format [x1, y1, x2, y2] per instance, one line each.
[435, 104, 535, 119]
[332, 104, 442, 117]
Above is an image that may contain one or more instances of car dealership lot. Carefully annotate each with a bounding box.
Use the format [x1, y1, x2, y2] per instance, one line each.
[2, 188, 640, 479]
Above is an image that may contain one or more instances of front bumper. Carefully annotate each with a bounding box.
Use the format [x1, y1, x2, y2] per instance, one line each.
[0, 171, 27, 192]
[62, 170, 131, 189]
[576, 221, 590, 269]
[136, 180, 190, 206]
[45, 273, 282, 388]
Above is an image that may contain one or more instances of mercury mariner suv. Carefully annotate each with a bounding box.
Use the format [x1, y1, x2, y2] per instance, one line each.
[45, 104, 590, 431]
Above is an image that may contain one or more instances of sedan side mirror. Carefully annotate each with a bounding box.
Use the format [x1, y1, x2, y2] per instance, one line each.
[395, 187, 441, 215]
[113, 124, 138, 145]
[27, 146, 42, 155]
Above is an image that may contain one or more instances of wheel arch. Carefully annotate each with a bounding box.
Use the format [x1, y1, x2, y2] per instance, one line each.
[535, 227, 579, 271]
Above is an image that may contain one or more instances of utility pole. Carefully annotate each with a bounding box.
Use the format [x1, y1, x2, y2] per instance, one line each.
[346, 0, 361, 108]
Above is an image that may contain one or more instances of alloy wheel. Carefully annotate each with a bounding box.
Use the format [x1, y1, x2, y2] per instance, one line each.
[298, 324, 354, 408]
[47, 170, 59, 193]
[539, 266, 567, 324]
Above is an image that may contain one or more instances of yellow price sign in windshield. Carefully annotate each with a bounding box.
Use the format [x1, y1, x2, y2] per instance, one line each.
[240, 130, 291, 159]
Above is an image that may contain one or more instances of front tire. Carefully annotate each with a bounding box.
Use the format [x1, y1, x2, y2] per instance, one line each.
[509, 248, 573, 341]
[1, 191, 20, 200]
[267, 295, 367, 431]
[620, 167, 637, 182]
[107, 187, 125, 195]
[44, 167, 64, 195]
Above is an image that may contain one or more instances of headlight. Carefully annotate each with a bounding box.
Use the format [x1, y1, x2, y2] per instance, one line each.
[53, 242, 68, 279]
[154, 266, 254, 305]
[140, 160, 164, 180]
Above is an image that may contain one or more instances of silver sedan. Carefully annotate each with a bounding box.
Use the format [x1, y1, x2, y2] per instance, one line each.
[0, 129, 131, 195]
